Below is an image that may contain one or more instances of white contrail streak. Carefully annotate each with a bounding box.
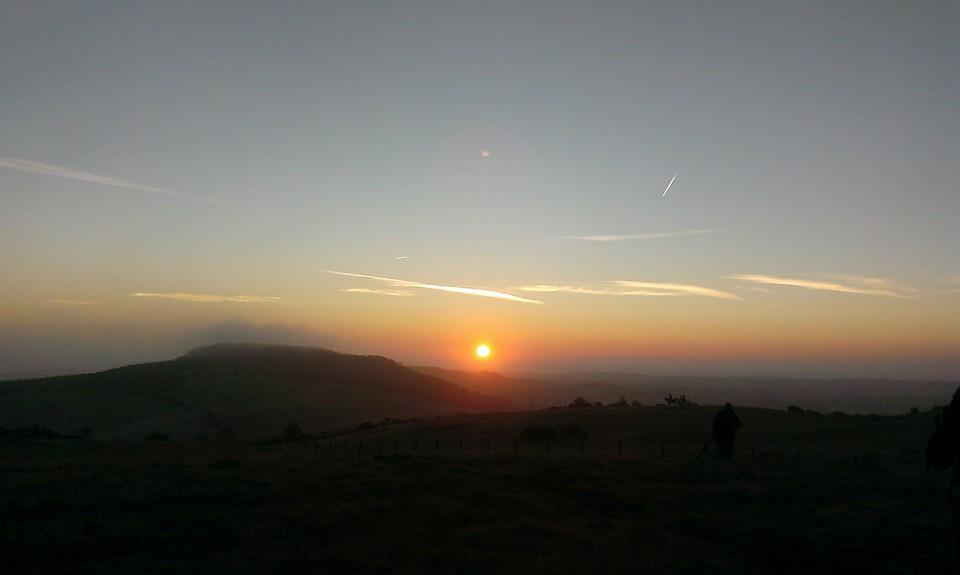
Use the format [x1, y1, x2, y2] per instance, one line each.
[342, 288, 413, 297]
[662, 171, 678, 197]
[0, 157, 233, 205]
[327, 270, 543, 304]
[131, 292, 281, 303]
[562, 229, 713, 242]
[513, 281, 740, 300]
[729, 275, 906, 297]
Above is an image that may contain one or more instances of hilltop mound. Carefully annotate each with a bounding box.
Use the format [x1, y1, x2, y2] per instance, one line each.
[0, 343, 513, 439]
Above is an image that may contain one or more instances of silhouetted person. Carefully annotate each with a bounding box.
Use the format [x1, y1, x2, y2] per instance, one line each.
[712, 403, 742, 461]
[926, 387, 960, 573]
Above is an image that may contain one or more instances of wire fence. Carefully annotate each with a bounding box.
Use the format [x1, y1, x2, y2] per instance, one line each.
[277, 437, 914, 473]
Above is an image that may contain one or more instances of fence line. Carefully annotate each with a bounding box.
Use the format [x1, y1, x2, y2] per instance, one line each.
[287, 437, 893, 472]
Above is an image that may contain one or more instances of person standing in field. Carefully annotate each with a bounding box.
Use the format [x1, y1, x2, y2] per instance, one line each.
[712, 403, 742, 461]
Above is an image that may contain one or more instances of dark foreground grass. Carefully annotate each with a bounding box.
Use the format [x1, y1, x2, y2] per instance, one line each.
[0, 440, 955, 574]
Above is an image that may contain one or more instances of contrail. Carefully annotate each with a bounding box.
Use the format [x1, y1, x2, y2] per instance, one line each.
[561, 229, 713, 242]
[326, 270, 543, 304]
[0, 157, 233, 205]
[729, 275, 907, 297]
[662, 171, 678, 197]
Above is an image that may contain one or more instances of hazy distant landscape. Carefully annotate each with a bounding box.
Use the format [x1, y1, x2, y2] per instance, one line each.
[2, 344, 954, 444]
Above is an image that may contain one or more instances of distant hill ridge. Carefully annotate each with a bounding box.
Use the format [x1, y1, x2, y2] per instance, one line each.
[0, 343, 512, 439]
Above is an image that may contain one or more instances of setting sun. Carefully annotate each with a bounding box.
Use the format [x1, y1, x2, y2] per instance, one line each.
[474, 344, 492, 359]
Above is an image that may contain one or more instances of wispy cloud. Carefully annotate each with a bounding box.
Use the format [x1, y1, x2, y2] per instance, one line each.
[131, 292, 281, 303]
[924, 276, 960, 296]
[513, 281, 740, 301]
[927, 290, 960, 297]
[513, 285, 615, 295]
[615, 281, 741, 300]
[0, 157, 232, 205]
[342, 288, 414, 297]
[47, 299, 100, 306]
[560, 229, 714, 242]
[394, 256, 409, 260]
[830, 274, 918, 294]
[327, 271, 543, 304]
[730, 274, 909, 297]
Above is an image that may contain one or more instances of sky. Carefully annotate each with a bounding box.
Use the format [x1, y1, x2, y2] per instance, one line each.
[1, 1, 958, 379]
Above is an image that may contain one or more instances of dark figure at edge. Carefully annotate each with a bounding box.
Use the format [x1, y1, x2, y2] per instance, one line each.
[712, 403, 742, 461]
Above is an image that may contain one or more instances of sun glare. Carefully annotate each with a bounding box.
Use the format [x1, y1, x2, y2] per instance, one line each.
[474, 344, 492, 359]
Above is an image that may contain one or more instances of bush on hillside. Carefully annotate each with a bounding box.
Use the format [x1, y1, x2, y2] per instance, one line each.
[284, 423, 302, 439]
[568, 396, 593, 408]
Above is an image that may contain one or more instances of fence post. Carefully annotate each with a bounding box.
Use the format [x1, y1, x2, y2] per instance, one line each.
[751, 447, 756, 462]
[435, 439, 440, 453]
[618, 439, 622, 457]
[459, 439, 464, 455]
[660, 439, 665, 459]
[485, 438, 490, 456]
[515, 439, 519, 455]
[546, 440, 550, 456]
[580, 439, 584, 457]
[414, 439, 418, 452]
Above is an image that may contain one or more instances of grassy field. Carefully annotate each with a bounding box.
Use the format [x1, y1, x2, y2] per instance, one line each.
[1, 406, 957, 574]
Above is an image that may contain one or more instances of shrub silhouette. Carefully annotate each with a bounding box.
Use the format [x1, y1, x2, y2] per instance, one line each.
[787, 405, 805, 414]
[145, 431, 169, 442]
[568, 396, 593, 408]
[664, 393, 696, 407]
[283, 423, 302, 439]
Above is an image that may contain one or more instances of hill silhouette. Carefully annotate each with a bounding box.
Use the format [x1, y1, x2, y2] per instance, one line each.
[0, 343, 512, 439]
